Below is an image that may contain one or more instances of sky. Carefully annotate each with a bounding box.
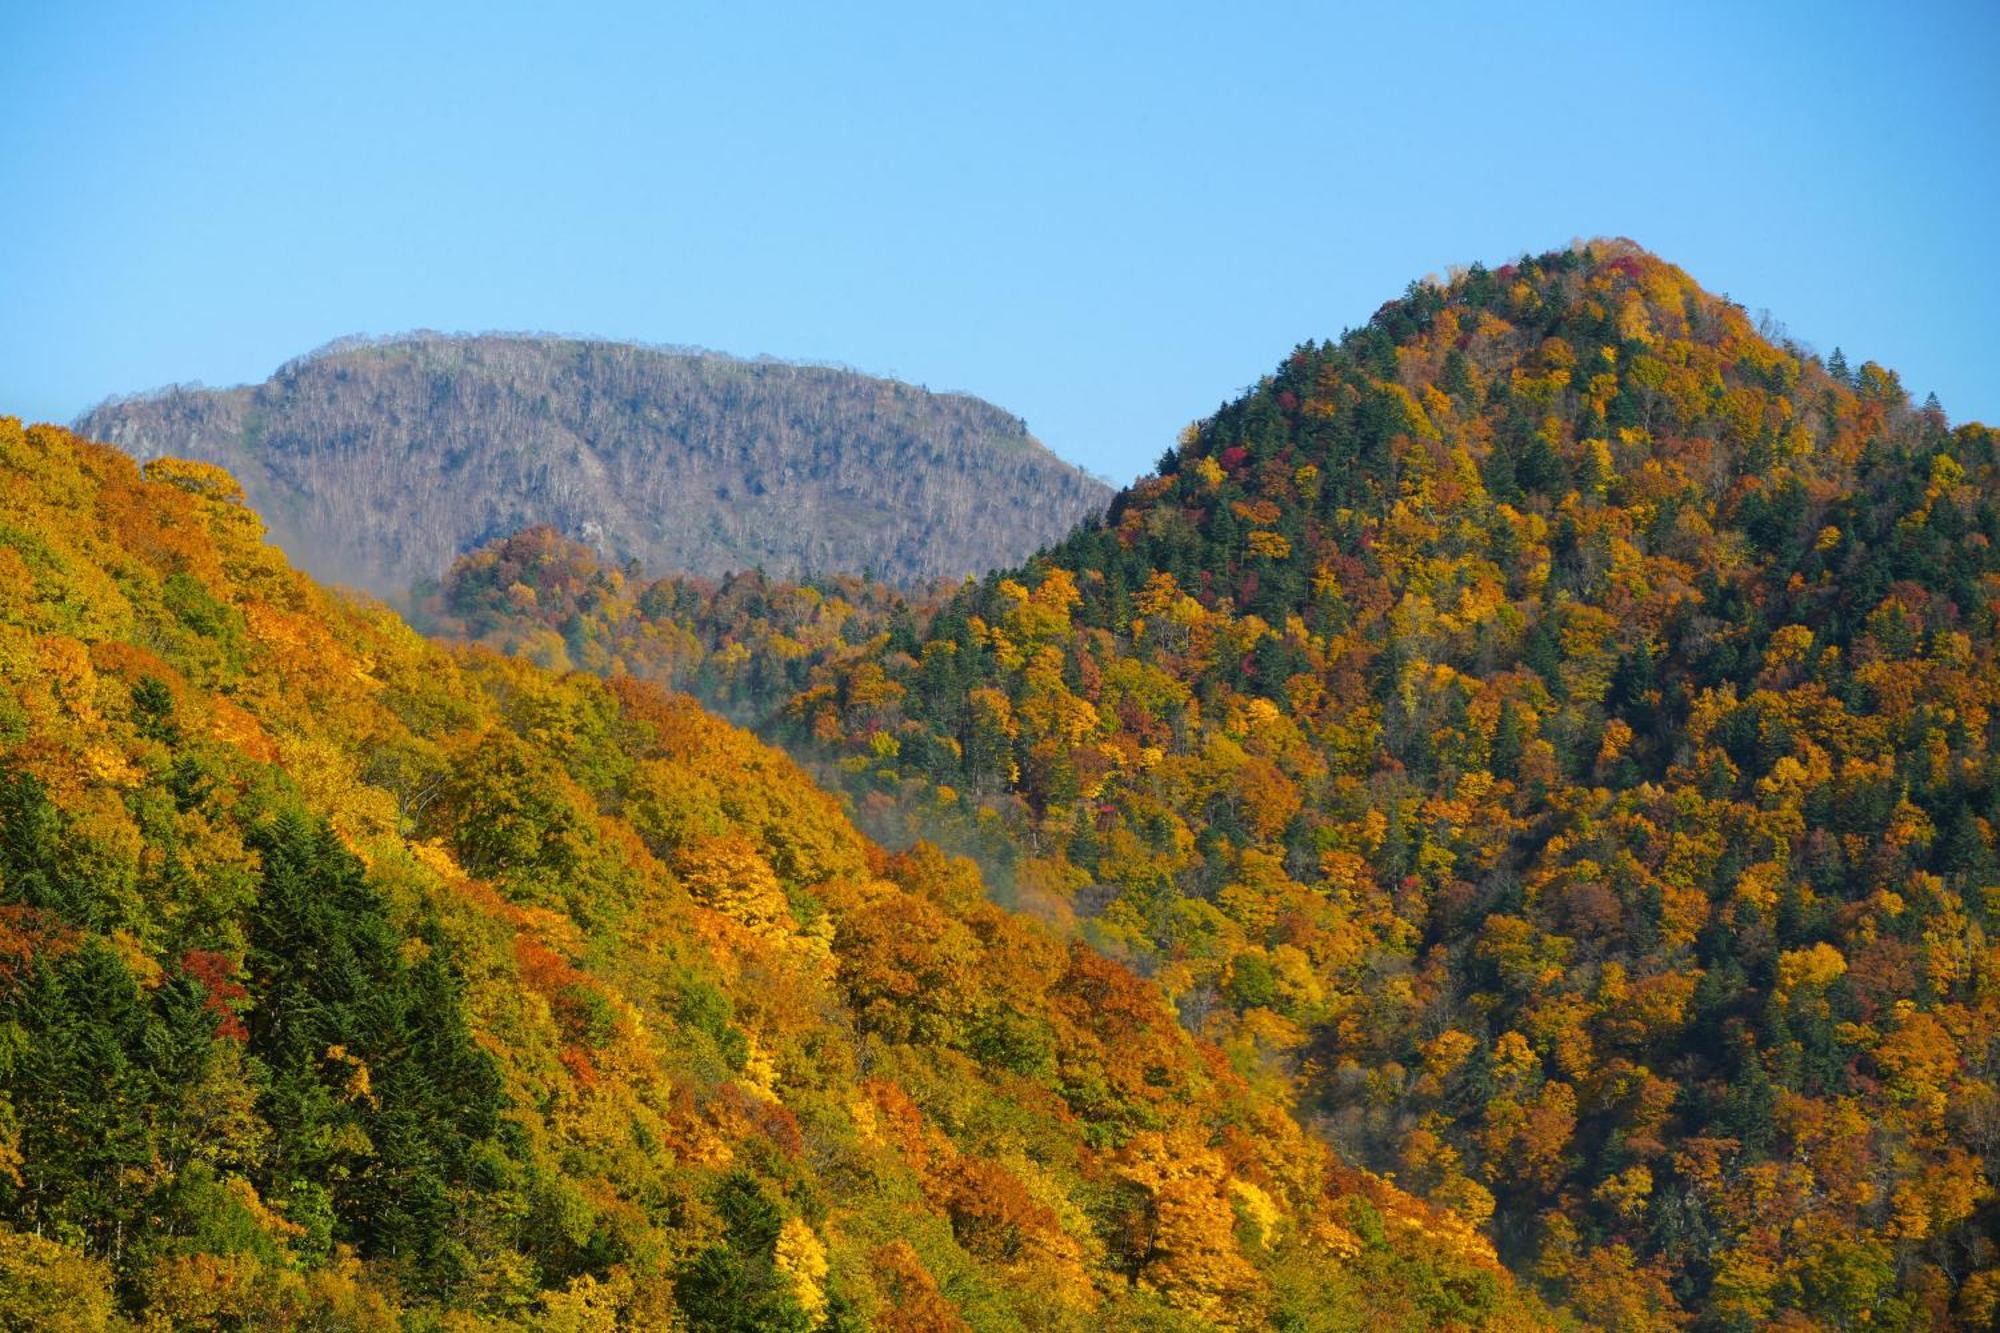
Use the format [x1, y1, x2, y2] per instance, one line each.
[3, 1, 1995, 485]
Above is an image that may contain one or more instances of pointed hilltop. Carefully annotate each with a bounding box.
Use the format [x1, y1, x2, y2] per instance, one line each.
[429, 240, 2000, 1327]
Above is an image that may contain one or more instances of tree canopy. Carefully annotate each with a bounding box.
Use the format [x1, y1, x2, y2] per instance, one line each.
[428, 240, 2000, 1329]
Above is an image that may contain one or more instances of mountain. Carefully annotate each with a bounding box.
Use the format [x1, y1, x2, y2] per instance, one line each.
[428, 240, 2000, 1329]
[75, 334, 1110, 595]
[0, 419, 1559, 1328]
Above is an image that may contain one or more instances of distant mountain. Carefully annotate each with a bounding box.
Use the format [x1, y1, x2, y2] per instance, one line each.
[76, 334, 1110, 594]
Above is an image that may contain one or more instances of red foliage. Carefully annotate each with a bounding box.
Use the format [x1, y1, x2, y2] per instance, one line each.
[716, 1083, 803, 1158]
[87, 640, 183, 693]
[558, 1045, 599, 1087]
[0, 906, 69, 987]
[514, 935, 583, 995]
[514, 934, 610, 1053]
[179, 948, 250, 1041]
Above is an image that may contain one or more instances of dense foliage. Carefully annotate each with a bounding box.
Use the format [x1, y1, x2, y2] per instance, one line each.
[76, 334, 1110, 595]
[0, 422, 1549, 1327]
[433, 242, 2000, 1328]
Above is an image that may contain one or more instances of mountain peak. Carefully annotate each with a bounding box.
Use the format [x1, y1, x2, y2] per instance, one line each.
[1098, 239, 1950, 639]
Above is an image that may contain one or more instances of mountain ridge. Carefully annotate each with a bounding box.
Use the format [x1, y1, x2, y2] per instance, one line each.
[76, 334, 1112, 595]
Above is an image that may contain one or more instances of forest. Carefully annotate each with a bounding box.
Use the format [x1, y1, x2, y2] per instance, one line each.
[0, 422, 1554, 1326]
[421, 241, 2000, 1329]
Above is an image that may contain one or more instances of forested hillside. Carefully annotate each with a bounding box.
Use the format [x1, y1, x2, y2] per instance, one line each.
[0, 421, 1557, 1328]
[429, 241, 2000, 1328]
[75, 335, 1110, 595]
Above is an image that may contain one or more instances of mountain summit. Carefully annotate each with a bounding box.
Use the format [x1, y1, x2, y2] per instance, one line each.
[77, 334, 1110, 594]
[428, 239, 2000, 1327]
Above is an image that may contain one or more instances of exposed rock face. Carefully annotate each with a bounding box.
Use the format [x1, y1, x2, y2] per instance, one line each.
[78, 334, 1110, 593]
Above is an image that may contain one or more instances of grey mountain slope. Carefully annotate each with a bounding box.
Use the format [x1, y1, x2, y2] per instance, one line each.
[77, 334, 1111, 594]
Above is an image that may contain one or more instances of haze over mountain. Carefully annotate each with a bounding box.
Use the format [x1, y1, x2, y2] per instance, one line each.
[76, 334, 1110, 595]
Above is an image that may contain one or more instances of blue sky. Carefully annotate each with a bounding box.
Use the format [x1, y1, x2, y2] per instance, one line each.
[4, 1, 1995, 483]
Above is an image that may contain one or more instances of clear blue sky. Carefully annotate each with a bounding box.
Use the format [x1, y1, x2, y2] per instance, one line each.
[4, 1, 1995, 484]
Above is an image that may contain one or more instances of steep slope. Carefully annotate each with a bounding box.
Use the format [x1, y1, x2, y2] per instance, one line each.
[0, 419, 1554, 1329]
[433, 240, 2000, 1329]
[75, 335, 1110, 595]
